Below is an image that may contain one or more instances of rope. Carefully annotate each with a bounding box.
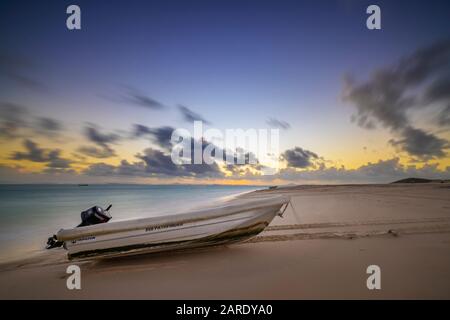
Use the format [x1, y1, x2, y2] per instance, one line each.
[289, 198, 301, 224]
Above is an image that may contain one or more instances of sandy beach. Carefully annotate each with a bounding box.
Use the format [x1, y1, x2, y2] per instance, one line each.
[1, 183, 449, 299]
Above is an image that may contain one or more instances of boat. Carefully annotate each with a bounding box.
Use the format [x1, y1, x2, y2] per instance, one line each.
[46, 195, 290, 260]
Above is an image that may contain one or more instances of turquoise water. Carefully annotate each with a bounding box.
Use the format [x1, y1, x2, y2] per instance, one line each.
[0, 184, 262, 262]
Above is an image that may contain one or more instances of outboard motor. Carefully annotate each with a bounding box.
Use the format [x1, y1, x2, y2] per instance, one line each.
[46, 204, 112, 249]
[78, 204, 112, 227]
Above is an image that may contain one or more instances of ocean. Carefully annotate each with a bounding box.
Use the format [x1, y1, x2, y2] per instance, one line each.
[0, 184, 263, 262]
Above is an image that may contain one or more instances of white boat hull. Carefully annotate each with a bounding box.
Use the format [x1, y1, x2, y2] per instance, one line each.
[58, 196, 289, 259]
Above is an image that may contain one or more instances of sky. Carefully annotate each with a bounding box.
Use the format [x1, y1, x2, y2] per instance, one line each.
[0, 0, 449, 184]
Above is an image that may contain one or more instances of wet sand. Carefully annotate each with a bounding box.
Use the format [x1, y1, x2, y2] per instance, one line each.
[1, 183, 449, 299]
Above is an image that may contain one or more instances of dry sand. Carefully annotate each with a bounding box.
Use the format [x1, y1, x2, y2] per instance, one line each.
[1, 183, 449, 299]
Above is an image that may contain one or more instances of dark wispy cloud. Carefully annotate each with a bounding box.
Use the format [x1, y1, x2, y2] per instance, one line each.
[436, 105, 450, 127]
[78, 124, 120, 158]
[0, 103, 28, 138]
[0, 52, 46, 90]
[266, 117, 291, 130]
[133, 124, 153, 137]
[11, 139, 48, 162]
[178, 105, 211, 124]
[0, 103, 64, 139]
[281, 147, 319, 168]
[133, 124, 174, 150]
[119, 86, 166, 110]
[84, 124, 120, 146]
[35, 117, 62, 132]
[343, 39, 450, 159]
[10, 139, 72, 169]
[424, 77, 450, 128]
[33, 117, 64, 137]
[424, 75, 450, 107]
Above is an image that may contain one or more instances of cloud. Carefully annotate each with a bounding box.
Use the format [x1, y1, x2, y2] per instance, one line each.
[79, 153, 449, 183]
[3, 149, 449, 184]
[84, 160, 147, 177]
[0, 103, 28, 138]
[83, 163, 116, 176]
[343, 39, 450, 158]
[46, 150, 72, 168]
[0, 52, 45, 90]
[436, 105, 450, 127]
[133, 125, 174, 150]
[36, 117, 62, 131]
[33, 117, 64, 137]
[78, 124, 120, 158]
[120, 87, 166, 110]
[423, 76, 450, 127]
[137, 147, 222, 177]
[10, 139, 72, 169]
[77, 145, 115, 159]
[281, 147, 319, 168]
[278, 158, 450, 184]
[83, 146, 223, 178]
[224, 148, 259, 165]
[131, 124, 261, 176]
[0, 103, 64, 139]
[116, 160, 147, 176]
[136, 148, 180, 175]
[178, 105, 211, 124]
[133, 124, 153, 137]
[84, 124, 120, 146]
[0, 165, 77, 183]
[85, 130, 239, 178]
[278, 145, 448, 183]
[11, 139, 48, 162]
[266, 117, 290, 130]
[424, 75, 450, 106]
[389, 126, 448, 159]
[182, 161, 223, 177]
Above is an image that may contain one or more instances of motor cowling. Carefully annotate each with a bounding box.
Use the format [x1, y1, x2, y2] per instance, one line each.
[78, 205, 112, 227]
